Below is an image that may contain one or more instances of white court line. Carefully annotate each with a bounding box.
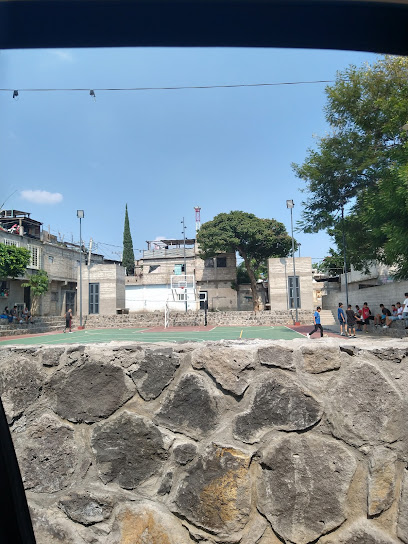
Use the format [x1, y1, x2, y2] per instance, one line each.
[283, 325, 307, 337]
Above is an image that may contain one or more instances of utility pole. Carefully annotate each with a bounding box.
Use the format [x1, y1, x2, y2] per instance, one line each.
[286, 200, 299, 325]
[181, 217, 187, 313]
[77, 210, 84, 328]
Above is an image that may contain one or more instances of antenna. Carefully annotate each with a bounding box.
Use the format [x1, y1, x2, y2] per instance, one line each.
[194, 206, 201, 233]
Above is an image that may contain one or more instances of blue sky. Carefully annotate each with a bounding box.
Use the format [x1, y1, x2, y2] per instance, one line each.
[0, 47, 378, 262]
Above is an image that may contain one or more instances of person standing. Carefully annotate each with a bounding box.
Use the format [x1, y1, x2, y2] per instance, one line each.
[337, 303, 346, 336]
[63, 309, 73, 333]
[402, 293, 408, 327]
[361, 302, 372, 333]
[307, 306, 324, 339]
[346, 304, 357, 338]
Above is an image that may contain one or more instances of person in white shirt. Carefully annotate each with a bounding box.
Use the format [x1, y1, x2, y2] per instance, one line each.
[403, 293, 408, 326]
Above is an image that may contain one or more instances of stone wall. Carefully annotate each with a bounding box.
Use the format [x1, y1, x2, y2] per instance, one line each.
[84, 309, 312, 329]
[1, 338, 408, 543]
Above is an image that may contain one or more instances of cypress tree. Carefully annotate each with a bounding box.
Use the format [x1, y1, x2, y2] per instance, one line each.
[122, 204, 135, 275]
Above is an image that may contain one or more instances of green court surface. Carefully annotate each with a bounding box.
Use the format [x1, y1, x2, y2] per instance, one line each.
[0, 326, 304, 346]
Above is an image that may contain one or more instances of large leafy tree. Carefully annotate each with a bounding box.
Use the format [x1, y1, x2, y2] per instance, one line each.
[293, 56, 408, 278]
[122, 204, 135, 275]
[0, 244, 30, 279]
[22, 269, 49, 315]
[197, 211, 294, 310]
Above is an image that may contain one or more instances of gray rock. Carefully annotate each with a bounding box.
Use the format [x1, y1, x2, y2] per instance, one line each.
[45, 360, 135, 423]
[172, 443, 252, 539]
[398, 469, 408, 543]
[370, 347, 408, 364]
[15, 414, 79, 493]
[258, 344, 296, 371]
[0, 356, 44, 422]
[173, 442, 197, 465]
[191, 345, 257, 395]
[30, 506, 84, 544]
[40, 347, 65, 367]
[158, 472, 173, 495]
[233, 371, 322, 443]
[130, 347, 180, 400]
[326, 362, 406, 446]
[91, 411, 167, 490]
[58, 492, 113, 526]
[257, 434, 357, 544]
[111, 344, 145, 368]
[368, 446, 397, 516]
[155, 373, 220, 439]
[322, 519, 399, 543]
[300, 344, 341, 373]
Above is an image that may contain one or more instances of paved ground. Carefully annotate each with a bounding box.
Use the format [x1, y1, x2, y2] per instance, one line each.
[0, 325, 309, 345]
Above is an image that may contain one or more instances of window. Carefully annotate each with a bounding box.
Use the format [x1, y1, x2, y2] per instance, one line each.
[174, 264, 183, 275]
[48, 255, 54, 263]
[288, 276, 301, 309]
[28, 245, 40, 269]
[148, 265, 160, 273]
[3, 238, 19, 247]
[216, 257, 227, 268]
[204, 258, 214, 268]
[89, 283, 100, 314]
[177, 292, 186, 301]
[51, 291, 58, 302]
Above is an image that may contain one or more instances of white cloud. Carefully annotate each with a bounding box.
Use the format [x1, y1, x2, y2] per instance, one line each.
[21, 190, 63, 205]
[51, 50, 74, 62]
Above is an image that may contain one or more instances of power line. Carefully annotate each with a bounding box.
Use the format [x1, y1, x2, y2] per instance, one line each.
[2, 79, 335, 95]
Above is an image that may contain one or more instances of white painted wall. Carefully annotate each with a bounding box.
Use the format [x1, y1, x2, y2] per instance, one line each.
[125, 284, 199, 312]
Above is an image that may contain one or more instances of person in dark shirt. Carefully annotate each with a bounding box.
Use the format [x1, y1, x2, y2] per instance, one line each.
[63, 309, 73, 333]
[346, 304, 357, 338]
[374, 304, 391, 326]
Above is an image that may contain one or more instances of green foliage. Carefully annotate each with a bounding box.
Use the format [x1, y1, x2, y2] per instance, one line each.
[236, 260, 268, 284]
[197, 211, 293, 309]
[313, 249, 349, 276]
[122, 204, 135, 276]
[22, 269, 49, 315]
[293, 56, 408, 277]
[0, 244, 31, 279]
[22, 269, 49, 297]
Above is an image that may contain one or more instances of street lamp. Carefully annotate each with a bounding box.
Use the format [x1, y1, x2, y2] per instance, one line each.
[340, 200, 349, 306]
[286, 200, 299, 325]
[77, 210, 84, 328]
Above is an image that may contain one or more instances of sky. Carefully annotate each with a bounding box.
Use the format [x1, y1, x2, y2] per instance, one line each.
[0, 47, 379, 262]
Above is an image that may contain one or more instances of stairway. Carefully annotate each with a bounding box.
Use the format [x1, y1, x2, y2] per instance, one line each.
[319, 310, 336, 326]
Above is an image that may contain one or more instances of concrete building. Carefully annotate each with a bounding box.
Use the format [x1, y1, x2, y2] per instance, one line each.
[0, 209, 120, 316]
[125, 238, 237, 311]
[78, 263, 126, 316]
[268, 257, 314, 312]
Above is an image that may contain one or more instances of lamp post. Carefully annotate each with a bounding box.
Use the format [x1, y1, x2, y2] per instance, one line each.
[286, 200, 299, 325]
[77, 210, 84, 328]
[340, 200, 349, 306]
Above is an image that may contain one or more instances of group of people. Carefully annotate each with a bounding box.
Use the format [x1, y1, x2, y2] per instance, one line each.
[0, 305, 32, 324]
[307, 293, 408, 339]
[337, 292, 408, 337]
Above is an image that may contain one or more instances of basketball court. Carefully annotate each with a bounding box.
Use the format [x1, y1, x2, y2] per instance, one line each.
[0, 324, 314, 346]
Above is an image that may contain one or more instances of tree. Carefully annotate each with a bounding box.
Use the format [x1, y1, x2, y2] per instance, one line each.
[313, 249, 349, 276]
[0, 244, 31, 279]
[197, 211, 294, 311]
[122, 204, 135, 275]
[22, 270, 49, 315]
[293, 56, 408, 277]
